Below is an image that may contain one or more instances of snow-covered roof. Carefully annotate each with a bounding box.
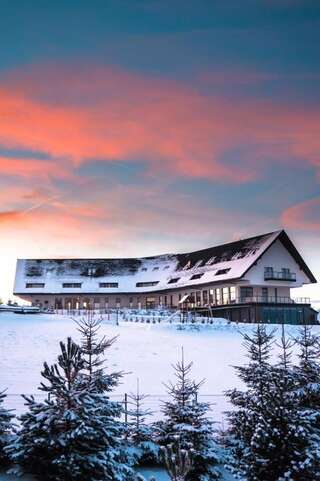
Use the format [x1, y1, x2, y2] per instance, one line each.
[13, 230, 316, 295]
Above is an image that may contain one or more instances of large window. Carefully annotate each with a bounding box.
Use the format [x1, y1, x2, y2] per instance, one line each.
[99, 282, 118, 288]
[62, 283, 82, 288]
[202, 290, 208, 305]
[136, 281, 159, 287]
[215, 288, 221, 305]
[240, 286, 253, 300]
[26, 283, 45, 288]
[196, 291, 201, 306]
[209, 289, 215, 305]
[230, 286, 236, 302]
[222, 287, 229, 304]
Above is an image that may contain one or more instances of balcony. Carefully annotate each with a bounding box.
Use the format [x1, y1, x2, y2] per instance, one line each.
[201, 296, 311, 307]
[264, 270, 296, 282]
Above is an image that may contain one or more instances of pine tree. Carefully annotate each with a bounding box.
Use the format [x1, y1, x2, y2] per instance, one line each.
[294, 324, 320, 412]
[127, 379, 159, 465]
[8, 337, 134, 481]
[156, 349, 221, 481]
[75, 315, 123, 393]
[0, 390, 15, 467]
[226, 324, 320, 481]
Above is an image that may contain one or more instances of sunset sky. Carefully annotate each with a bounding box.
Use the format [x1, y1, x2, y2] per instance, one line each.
[0, 0, 319, 302]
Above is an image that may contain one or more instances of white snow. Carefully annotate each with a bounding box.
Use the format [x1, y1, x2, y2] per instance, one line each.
[1, 311, 317, 428]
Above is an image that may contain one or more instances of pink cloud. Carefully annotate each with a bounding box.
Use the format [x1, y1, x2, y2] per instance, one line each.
[0, 63, 319, 185]
[282, 198, 320, 232]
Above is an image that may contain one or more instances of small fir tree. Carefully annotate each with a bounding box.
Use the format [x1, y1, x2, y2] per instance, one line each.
[8, 336, 134, 481]
[127, 379, 159, 464]
[156, 349, 221, 480]
[75, 315, 123, 392]
[0, 390, 15, 467]
[226, 324, 320, 481]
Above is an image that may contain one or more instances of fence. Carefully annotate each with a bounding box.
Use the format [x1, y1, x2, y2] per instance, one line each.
[5, 392, 231, 429]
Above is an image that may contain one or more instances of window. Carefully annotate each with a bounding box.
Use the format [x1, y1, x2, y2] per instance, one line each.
[230, 286, 236, 302]
[136, 281, 159, 287]
[196, 291, 201, 306]
[141, 267, 148, 272]
[62, 283, 82, 288]
[215, 288, 221, 305]
[99, 282, 118, 288]
[265, 266, 273, 273]
[152, 266, 159, 271]
[240, 287, 253, 300]
[25, 283, 45, 288]
[215, 268, 231, 276]
[223, 287, 229, 304]
[209, 289, 214, 304]
[168, 278, 180, 284]
[190, 273, 204, 280]
[203, 290, 208, 305]
[163, 265, 170, 270]
[262, 287, 268, 301]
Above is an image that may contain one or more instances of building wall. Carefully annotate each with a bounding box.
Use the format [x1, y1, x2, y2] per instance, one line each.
[245, 239, 309, 287]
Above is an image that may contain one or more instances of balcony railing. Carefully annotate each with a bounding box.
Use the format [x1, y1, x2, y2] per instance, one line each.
[264, 271, 296, 281]
[195, 296, 311, 308]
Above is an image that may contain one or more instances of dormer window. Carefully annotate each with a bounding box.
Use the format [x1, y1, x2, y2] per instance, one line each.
[168, 278, 180, 284]
[215, 268, 230, 276]
[136, 281, 159, 287]
[190, 273, 204, 280]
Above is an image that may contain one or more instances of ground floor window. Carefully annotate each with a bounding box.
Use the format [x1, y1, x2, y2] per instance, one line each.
[209, 289, 214, 305]
[146, 297, 156, 309]
[215, 288, 221, 305]
[222, 287, 229, 305]
[202, 290, 208, 305]
[262, 306, 303, 324]
[230, 286, 236, 302]
[240, 286, 253, 301]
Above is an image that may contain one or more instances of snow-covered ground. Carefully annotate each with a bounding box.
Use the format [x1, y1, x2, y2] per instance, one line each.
[1, 311, 317, 427]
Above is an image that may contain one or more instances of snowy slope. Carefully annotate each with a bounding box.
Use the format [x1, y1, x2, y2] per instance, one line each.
[1, 312, 316, 426]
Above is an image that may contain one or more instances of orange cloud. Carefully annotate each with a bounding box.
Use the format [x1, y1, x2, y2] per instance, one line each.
[0, 63, 320, 185]
[282, 198, 320, 231]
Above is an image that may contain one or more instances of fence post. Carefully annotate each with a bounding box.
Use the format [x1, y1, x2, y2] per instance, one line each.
[124, 393, 128, 424]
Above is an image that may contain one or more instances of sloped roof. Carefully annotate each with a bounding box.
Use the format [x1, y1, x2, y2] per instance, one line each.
[14, 230, 316, 294]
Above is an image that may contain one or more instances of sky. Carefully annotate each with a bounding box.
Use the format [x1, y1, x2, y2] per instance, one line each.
[0, 0, 319, 303]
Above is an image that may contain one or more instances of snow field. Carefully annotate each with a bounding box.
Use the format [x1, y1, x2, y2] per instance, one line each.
[0, 312, 317, 425]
